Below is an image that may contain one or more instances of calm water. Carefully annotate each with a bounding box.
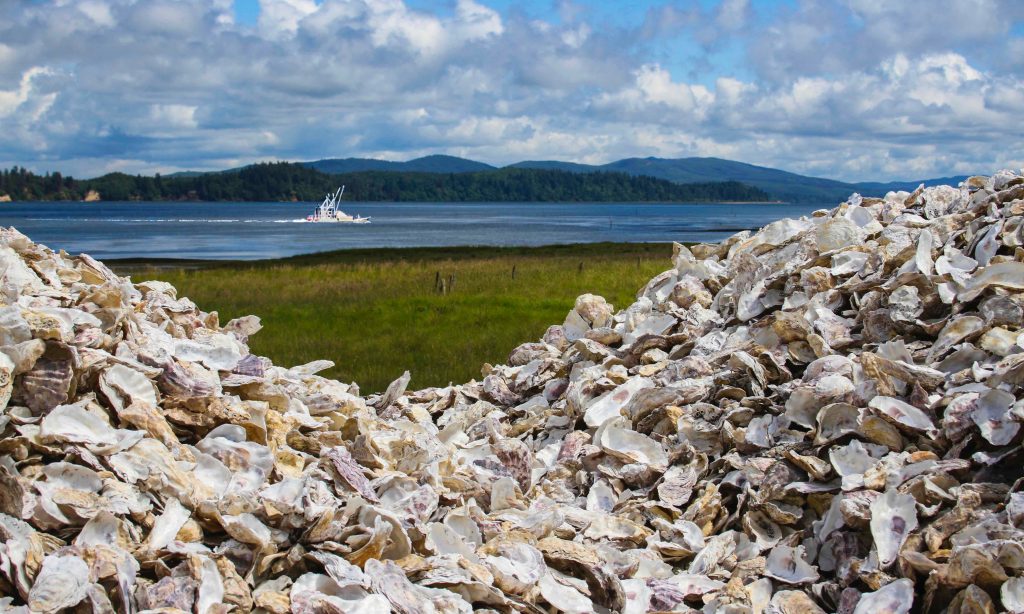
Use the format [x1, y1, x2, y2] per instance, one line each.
[0, 201, 827, 260]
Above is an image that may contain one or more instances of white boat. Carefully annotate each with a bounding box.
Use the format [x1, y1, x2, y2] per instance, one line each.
[304, 187, 370, 223]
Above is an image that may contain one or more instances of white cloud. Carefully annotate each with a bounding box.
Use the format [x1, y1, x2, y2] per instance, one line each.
[715, 0, 748, 30]
[150, 104, 199, 129]
[0, 67, 55, 119]
[561, 23, 590, 48]
[0, 43, 13, 71]
[258, 0, 318, 39]
[0, 0, 1022, 182]
[129, 1, 203, 36]
[454, 0, 504, 41]
[592, 64, 714, 119]
[76, 0, 115, 27]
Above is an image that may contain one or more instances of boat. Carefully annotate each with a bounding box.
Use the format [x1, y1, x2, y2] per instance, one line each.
[304, 187, 370, 223]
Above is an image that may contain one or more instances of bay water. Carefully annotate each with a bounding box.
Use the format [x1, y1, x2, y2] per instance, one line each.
[0, 200, 827, 260]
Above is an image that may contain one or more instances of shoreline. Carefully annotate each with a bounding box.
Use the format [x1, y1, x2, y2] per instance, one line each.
[107, 241, 678, 271]
[1, 198, 790, 205]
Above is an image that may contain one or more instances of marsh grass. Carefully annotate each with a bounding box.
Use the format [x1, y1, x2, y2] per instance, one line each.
[121, 243, 671, 393]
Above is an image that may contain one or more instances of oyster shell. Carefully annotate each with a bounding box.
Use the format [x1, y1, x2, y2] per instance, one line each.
[765, 544, 819, 584]
[0, 171, 1022, 612]
[27, 553, 91, 613]
[1002, 577, 1024, 613]
[870, 489, 918, 567]
[852, 578, 914, 614]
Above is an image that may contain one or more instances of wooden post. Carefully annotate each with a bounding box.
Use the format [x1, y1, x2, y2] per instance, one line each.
[434, 271, 441, 293]
[448, 273, 456, 293]
[511, 264, 517, 280]
[578, 261, 584, 274]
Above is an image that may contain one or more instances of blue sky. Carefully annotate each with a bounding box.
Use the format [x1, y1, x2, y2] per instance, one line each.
[1, 0, 1023, 181]
[234, 0, 261, 24]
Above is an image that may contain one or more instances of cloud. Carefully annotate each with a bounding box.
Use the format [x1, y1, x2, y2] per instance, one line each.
[593, 64, 714, 117]
[745, 0, 1024, 80]
[149, 105, 199, 130]
[258, 0, 318, 39]
[0, 67, 53, 118]
[0, 0, 1021, 182]
[75, 0, 116, 27]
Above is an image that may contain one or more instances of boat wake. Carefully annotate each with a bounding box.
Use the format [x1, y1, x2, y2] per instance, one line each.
[25, 217, 309, 224]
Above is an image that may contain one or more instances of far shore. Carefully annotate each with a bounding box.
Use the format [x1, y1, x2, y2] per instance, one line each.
[2, 198, 789, 205]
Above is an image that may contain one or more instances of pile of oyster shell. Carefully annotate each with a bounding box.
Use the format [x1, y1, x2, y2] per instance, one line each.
[1, 171, 1024, 614]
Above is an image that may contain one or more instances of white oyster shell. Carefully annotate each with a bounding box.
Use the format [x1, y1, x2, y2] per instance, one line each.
[583, 375, 654, 427]
[972, 388, 1018, 445]
[539, 571, 593, 614]
[1002, 576, 1024, 613]
[596, 418, 668, 471]
[869, 489, 918, 567]
[28, 554, 91, 613]
[39, 402, 118, 446]
[764, 545, 819, 584]
[958, 262, 1024, 301]
[816, 217, 862, 252]
[868, 396, 938, 437]
[484, 543, 545, 595]
[852, 578, 914, 614]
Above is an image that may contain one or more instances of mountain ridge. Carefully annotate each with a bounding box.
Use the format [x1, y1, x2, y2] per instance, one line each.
[146, 155, 978, 203]
[301, 155, 976, 202]
[514, 156, 973, 203]
[304, 154, 496, 174]
[0, 163, 771, 203]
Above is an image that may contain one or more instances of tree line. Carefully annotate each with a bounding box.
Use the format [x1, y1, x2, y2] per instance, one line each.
[0, 162, 771, 203]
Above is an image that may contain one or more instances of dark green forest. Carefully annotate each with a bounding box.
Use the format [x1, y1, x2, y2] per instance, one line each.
[0, 162, 771, 203]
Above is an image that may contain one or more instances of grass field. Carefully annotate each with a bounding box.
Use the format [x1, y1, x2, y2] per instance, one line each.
[119, 243, 673, 394]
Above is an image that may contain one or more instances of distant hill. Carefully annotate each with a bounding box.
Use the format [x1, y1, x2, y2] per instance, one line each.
[510, 160, 603, 173]
[15, 155, 978, 204]
[602, 157, 857, 203]
[304, 154, 495, 175]
[1, 163, 771, 203]
[165, 155, 495, 179]
[512, 157, 850, 202]
[514, 157, 850, 201]
[312, 155, 854, 202]
[513, 157, 977, 203]
[178, 155, 974, 203]
[163, 170, 209, 178]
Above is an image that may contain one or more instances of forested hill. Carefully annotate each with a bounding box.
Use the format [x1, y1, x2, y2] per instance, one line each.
[1, 163, 771, 203]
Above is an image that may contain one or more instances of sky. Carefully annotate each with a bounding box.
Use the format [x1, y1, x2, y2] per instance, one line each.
[1, 0, 1023, 181]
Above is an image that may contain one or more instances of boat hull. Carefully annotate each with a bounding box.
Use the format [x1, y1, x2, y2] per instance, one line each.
[305, 186, 369, 223]
[301, 218, 370, 224]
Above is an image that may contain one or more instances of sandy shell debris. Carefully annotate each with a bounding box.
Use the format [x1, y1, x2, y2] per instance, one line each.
[0, 170, 1023, 612]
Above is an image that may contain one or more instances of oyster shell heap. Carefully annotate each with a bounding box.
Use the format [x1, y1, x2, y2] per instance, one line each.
[1, 171, 1024, 614]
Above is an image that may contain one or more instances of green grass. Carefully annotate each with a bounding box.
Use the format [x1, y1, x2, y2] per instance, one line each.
[118, 243, 672, 394]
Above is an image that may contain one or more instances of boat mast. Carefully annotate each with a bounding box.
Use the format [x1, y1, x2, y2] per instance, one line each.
[309, 186, 353, 222]
[331, 186, 345, 219]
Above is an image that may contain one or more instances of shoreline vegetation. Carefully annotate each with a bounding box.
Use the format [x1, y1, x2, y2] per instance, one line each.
[116, 242, 674, 393]
[0, 162, 771, 203]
